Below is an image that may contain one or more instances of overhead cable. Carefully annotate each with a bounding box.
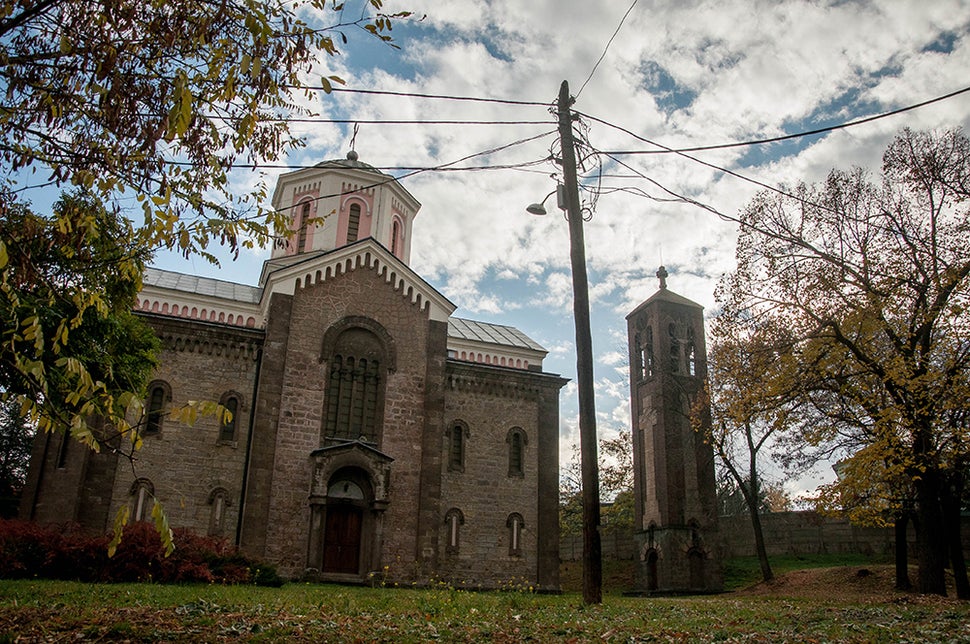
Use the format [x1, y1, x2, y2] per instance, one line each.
[576, 0, 640, 99]
[319, 86, 550, 107]
[591, 84, 970, 156]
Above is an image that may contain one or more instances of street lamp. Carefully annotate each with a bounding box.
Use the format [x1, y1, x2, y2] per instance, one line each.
[526, 185, 566, 216]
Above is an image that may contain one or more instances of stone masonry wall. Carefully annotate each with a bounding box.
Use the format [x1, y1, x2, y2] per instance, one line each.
[105, 316, 261, 539]
[562, 511, 970, 562]
[438, 364, 546, 588]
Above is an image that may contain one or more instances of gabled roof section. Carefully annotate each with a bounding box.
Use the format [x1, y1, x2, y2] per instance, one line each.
[143, 267, 261, 304]
[627, 287, 704, 319]
[310, 438, 394, 463]
[448, 317, 546, 353]
[260, 237, 456, 322]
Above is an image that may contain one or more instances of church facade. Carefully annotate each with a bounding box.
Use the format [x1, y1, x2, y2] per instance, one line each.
[21, 154, 567, 589]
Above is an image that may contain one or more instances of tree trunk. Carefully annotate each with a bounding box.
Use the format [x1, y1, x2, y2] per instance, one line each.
[748, 500, 774, 582]
[942, 470, 969, 600]
[893, 511, 912, 591]
[915, 470, 948, 595]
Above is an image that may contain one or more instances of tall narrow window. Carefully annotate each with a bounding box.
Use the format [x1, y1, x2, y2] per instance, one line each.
[686, 327, 696, 376]
[391, 218, 402, 256]
[444, 508, 464, 555]
[324, 327, 386, 443]
[297, 201, 311, 253]
[447, 422, 467, 472]
[507, 512, 524, 556]
[507, 427, 527, 477]
[144, 381, 170, 436]
[668, 323, 680, 373]
[645, 326, 655, 377]
[219, 394, 240, 443]
[130, 479, 154, 522]
[208, 488, 230, 536]
[346, 203, 361, 243]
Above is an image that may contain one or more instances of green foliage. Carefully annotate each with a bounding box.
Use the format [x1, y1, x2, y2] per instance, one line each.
[560, 432, 635, 537]
[0, 192, 160, 448]
[0, 0, 414, 552]
[0, 0, 411, 260]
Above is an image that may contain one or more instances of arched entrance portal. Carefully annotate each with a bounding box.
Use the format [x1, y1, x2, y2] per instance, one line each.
[307, 440, 393, 581]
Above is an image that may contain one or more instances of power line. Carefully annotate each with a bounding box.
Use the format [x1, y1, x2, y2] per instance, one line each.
[234, 129, 559, 214]
[268, 117, 551, 126]
[576, 0, 639, 99]
[321, 86, 551, 107]
[592, 84, 970, 156]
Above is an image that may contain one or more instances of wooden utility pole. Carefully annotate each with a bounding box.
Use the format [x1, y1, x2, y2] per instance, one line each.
[556, 79, 602, 604]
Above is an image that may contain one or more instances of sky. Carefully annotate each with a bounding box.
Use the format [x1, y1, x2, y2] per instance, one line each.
[148, 0, 970, 500]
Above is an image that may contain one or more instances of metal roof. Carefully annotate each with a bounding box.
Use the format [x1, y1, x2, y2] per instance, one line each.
[448, 317, 546, 353]
[142, 267, 262, 304]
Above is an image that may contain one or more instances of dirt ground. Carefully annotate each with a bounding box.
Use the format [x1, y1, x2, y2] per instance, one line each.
[738, 565, 964, 603]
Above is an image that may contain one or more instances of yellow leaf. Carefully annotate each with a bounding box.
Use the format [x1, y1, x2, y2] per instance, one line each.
[107, 506, 130, 558]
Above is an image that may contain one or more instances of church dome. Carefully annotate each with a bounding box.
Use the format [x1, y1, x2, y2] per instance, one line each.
[314, 151, 388, 177]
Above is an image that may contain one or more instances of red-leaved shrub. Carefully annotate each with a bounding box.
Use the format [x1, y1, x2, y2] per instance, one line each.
[0, 519, 278, 584]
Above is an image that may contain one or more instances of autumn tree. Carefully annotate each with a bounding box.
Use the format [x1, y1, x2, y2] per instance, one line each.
[697, 315, 803, 583]
[718, 128, 970, 596]
[0, 191, 161, 445]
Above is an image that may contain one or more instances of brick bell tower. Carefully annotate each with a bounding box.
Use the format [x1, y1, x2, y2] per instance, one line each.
[626, 266, 722, 594]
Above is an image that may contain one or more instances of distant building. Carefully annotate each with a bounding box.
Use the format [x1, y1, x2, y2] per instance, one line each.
[626, 267, 722, 594]
[21, 153, 567, 589]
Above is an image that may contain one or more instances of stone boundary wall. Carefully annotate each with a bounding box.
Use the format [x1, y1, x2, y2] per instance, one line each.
[561, 511, 970, 561]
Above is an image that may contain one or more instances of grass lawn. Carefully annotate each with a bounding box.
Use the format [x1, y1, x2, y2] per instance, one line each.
[0, 558, 967, 642]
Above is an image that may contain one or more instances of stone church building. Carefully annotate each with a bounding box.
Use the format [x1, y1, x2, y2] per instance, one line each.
[21, 153, 568, 589]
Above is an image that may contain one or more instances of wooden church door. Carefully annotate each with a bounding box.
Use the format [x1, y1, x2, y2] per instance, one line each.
[323, 504, 363, 574]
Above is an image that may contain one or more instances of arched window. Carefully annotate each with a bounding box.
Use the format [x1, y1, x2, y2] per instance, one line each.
[444, 507, 464, 555]
[219, 393, 241, 443]
[646, 549, 659, 591]
[447, 421, 468, 472]
[645, 326, 655, 378]
[144, 381, 171, 436]
[129, 478, 155, 522]
[507, 427, 528, 477]
[56, 433, 70, 469]
[686, 326, 696, 376]
[391, 217, 403, 256]
[324, 327, 386, 443]
[668, 322, 680, 373]
[297, 200, 311, 253]
[208, 487, 230, 536]
[346, 203, 361, 243]
[506, 512, 525, 556]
